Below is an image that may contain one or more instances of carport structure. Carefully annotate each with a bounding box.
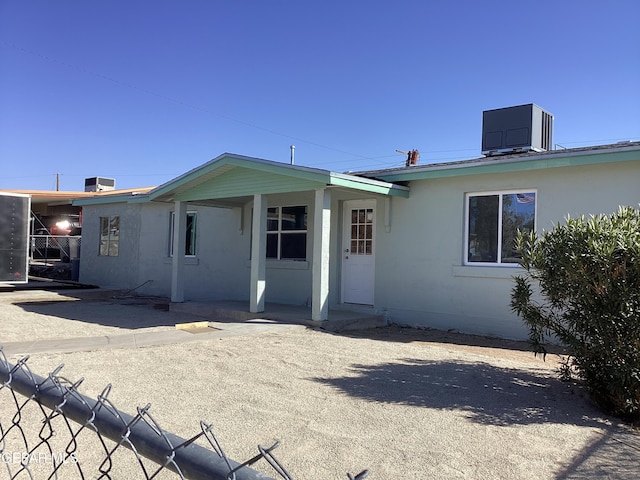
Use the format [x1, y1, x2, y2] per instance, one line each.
[148, 153, 409, 322]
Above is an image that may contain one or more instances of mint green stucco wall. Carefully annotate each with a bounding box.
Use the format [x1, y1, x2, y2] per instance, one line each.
[240, 191, 316, 306]
[78, 203, 144, 291]
[372, 159, 639, 339]
[79, 202, 249, 301]
[78, 155, 638, 339]
[80, 190, 325, 305]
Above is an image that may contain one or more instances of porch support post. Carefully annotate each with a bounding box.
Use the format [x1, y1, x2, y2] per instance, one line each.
[312, 188, 331, 321]
[171, 200, 187, 303]
[250, 194, 267, 313]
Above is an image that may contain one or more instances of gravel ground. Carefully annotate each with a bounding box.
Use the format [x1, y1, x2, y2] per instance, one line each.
[1, 287, 638, 479]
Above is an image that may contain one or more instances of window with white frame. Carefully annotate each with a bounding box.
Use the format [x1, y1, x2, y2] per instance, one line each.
[266, 206, 307, 260]
[169, 211, 197, 256]
[465, 191, 536, 265]
[99, 216, 119, 257]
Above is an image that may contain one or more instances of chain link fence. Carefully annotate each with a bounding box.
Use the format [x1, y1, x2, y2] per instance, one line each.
[30, 235, 81, 264]
[29, 236, 82, 281]
[0, 349, 368, 480]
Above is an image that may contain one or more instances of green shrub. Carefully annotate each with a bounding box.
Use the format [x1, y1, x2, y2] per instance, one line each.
[511, 206, 640, 422]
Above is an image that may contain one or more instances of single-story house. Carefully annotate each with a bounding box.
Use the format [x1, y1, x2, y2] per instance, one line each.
[73, 138, 640, 340]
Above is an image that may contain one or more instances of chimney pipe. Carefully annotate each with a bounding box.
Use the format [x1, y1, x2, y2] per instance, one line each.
[290, 145, 295, 165]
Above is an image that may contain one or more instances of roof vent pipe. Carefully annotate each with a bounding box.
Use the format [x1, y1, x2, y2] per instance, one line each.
[290, 145, 295, 165]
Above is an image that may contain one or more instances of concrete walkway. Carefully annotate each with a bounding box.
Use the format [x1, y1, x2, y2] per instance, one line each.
[0, 282, 382, 356]
[1, 319, 305, 356]
[0, 283, 307, 356]
[169, 299, 387, 332]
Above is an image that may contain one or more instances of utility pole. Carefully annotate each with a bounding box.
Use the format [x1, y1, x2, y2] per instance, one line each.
[396, 149, 420, 167]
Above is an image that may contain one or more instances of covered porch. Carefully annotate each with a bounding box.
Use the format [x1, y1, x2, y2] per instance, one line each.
[169, 299, 388, 332]
[148, 153, 409, 323]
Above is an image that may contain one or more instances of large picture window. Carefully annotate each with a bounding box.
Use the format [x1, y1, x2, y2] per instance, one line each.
[99, 216, 119, 257]
[266, 206, 307, 260]
[466, 191, 536, 265]
[169, 211, 197, 256]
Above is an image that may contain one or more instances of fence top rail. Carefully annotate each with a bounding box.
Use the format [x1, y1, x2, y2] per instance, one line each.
[0, 348, 368, 480]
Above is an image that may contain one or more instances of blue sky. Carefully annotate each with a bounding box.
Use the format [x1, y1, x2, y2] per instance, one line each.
[1, 1, 638, 191]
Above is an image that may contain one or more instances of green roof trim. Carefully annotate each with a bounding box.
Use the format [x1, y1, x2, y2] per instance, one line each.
[329, 173, 409, 197]
[73, 153, 409, 206]
[173, 167, 325, 201]
[361, 144, 640, 182]
[148, 153, 408, 202]
[73, 192, 150, 206]
[73, 145, 637, 206]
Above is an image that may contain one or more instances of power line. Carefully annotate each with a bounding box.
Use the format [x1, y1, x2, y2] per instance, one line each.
[0, 41, 493, 169]
[3, 41, 635, 175]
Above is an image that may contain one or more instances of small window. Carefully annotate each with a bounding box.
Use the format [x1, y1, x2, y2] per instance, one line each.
[99, 216, 119, 257]
[349, 207, 374, 255]
[169, 211, 197, 256]
[466, 191, 536, 265]
[266, 206, 307, 260]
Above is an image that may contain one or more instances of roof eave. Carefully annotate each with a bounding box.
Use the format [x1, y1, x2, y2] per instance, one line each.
[329, 173, 410, 197]
[148, 153, 338, 201]
[148, 153, 410, 201]
[73, 192, 151, 206]
[361, 143, 640, 182]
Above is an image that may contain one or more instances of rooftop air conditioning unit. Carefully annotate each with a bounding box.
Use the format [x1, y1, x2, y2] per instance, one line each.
[482, 103, 553, 156]
[84, 177, 116, 192]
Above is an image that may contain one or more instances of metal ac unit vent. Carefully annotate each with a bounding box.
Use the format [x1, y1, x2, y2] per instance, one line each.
[482, 104, 553, 156]
[84, 177, 116, 192]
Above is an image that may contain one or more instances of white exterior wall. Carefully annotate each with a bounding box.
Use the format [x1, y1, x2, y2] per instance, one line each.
[373, 160, 640, 339]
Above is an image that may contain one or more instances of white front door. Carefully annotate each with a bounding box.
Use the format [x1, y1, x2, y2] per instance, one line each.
[341, 200, 376, 305]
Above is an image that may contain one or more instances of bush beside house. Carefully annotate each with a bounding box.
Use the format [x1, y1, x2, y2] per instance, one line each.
[511, 206, 640, 422]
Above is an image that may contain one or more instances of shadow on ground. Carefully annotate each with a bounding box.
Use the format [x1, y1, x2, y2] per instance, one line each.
[14, 296, 176, 329]
[343, 325, 567, 355]
[313, 358, 640, 477]
[313, 358, 604, 427]
[557, 426, 640, 479]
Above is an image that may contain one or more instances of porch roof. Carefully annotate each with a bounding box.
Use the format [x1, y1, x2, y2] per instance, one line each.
[72, 154, 409, 207]
[146, 153, 409, 207]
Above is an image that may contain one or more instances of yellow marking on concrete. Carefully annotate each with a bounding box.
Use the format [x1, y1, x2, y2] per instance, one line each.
[175, 321, 211, 331]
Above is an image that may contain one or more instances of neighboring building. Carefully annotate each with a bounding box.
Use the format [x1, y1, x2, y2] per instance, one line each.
[74, 140, 640, 340]
[0, 186, 154, 269]
[0, 187, 154, 231]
